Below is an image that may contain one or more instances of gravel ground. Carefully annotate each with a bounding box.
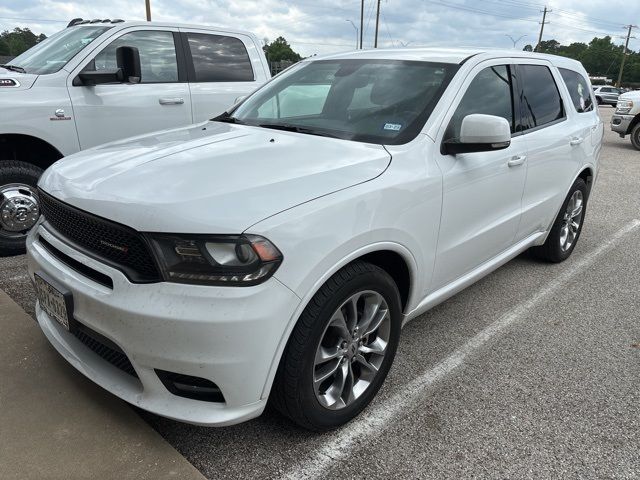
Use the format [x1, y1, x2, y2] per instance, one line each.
[2, 107, 639, 479]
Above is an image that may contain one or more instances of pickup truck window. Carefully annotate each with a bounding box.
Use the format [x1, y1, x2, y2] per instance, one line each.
[559, 68, 593, 113]
[186, 33, 254, 82]
[91, 30, 178, 83]
[230, 59, 458, 145]
[6, 26, 111, 75]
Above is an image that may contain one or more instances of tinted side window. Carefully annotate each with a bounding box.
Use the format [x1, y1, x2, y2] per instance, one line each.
[559, 68, 593, 113]
[92, 31, 178, 83]
[518, 64, 564, 130]
[446, 65, 514, 141]
[186, 33, 254, 82]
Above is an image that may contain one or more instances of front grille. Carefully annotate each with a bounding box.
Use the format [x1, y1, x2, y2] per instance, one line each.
[39, 190, 160, 282]
[73, 323, 138, 378]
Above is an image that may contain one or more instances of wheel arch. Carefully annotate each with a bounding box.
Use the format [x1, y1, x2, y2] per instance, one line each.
[0, 134, 64, 171]
[261, 242, 419, 400]
[626, 113, 640, 136]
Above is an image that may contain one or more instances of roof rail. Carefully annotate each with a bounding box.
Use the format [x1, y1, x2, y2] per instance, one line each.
[67, 18, 126, 27]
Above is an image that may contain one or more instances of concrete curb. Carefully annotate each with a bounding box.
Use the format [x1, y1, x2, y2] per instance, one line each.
[0, 289, 206, 480]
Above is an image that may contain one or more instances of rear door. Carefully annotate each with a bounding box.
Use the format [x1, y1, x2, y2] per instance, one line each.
[68, 28, 192, 149]
[179, 29, 269, 122]
[514, 62, 578, 240]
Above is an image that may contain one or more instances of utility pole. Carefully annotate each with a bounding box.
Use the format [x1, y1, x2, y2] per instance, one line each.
[145, 0, 151, 21]
[374, 0, 381, 48]
[617, 24, 637, 87]
[534, 6, 550, 52]
[359, 0, 364, 49]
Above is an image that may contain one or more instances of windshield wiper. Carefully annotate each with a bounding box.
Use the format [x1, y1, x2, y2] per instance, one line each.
[0, 64, 26, 73]
[210, 111, 246, 124]
[258, 123, 340, 139]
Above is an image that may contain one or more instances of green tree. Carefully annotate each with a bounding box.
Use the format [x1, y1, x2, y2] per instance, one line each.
[0, 27, 46, 57]
[263, 36, 302, 63]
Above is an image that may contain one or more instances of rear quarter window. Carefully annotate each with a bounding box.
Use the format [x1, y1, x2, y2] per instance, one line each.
[559, 68, 594, 113]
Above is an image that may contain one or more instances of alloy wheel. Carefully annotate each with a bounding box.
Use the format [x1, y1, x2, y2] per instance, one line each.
[313, 290, 391, 410]
[559, 190, 583, 252]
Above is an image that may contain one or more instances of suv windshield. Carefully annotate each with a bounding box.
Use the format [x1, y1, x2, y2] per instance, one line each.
[5, 26, 112, 75]
[228, 59, 458, 145]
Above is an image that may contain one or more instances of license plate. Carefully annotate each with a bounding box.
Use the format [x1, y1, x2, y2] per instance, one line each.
[34, 273, 73, 331]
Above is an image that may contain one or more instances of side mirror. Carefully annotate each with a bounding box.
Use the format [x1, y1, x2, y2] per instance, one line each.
[74, 46, 141, 86]
[116, 46, 141, 84]
[443, 114, 511, 155]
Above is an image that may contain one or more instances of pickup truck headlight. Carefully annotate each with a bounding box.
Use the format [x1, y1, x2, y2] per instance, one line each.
[616, 99, 633, 113]
[148, 234, 282, 286]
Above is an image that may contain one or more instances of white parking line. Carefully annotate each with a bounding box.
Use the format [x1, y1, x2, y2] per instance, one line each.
[282, 219, 640, 480]
[6, 273, 29, 283]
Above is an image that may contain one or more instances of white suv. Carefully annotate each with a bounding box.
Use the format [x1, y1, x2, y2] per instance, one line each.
[0, 19, 270, 255]
[26, 48, 602, 431]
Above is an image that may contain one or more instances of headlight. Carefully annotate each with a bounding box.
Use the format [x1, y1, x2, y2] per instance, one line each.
[148, 234, 282, 286]
[616, 99, 633, 113]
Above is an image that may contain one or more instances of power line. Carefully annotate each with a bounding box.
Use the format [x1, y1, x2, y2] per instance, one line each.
[422, 0, 539, 24]
[0, 16, 66, 23]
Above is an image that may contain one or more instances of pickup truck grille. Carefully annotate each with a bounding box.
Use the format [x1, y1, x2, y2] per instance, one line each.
[38, 190, 161, 282]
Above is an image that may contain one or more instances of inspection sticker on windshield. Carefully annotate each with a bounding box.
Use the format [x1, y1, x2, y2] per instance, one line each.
[383, 123, 402, 131]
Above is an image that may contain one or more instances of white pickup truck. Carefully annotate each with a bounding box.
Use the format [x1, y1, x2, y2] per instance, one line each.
[611, 90, 640, 150]
[0, 19, 270, 255]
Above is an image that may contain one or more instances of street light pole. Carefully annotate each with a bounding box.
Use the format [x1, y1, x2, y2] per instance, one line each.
[346, 19, 359, 50]
[145, 0, 151, 21]
[359, 0, 364, 49]
[346, 20, 359, 50]
[505, 34, 527, 49]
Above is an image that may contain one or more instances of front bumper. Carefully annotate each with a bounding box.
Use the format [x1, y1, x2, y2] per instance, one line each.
[610, 113, 635, 136]
[26, 224, 301, 426]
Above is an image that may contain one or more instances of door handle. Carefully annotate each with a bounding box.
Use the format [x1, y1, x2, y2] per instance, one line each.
[507, 155, 526, 167]
[569, 137, 584, 146]
[159, 97, 184, 105]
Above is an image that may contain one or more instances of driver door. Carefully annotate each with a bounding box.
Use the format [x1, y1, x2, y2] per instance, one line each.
[67, 28, 192, 149]
[431, 63, 528, 290]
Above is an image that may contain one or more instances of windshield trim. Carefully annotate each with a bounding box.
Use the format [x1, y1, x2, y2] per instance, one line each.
[228, 59, 460, 146]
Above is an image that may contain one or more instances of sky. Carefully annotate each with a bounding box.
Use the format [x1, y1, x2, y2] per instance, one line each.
[0, 0, 638, 57]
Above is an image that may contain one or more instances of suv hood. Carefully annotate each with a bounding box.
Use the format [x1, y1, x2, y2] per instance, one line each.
[40, 122, 391, 233]
[0, 69, 38, 90]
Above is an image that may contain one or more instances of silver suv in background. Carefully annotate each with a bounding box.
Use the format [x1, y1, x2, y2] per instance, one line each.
[592, 85, 622, 106]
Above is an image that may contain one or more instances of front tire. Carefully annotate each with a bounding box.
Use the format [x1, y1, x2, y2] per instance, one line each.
[531, 178, 588, 263]
[271, 261, 402, 431]
[0, 161, 43, 256]
[630, 123, 640, 151]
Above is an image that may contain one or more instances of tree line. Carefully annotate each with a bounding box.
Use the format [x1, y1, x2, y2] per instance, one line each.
[0, 28, 46, 57]
[525, 37, 640, 86]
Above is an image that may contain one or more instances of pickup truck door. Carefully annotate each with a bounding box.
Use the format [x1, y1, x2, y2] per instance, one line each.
[67, 28, 192, 149]
[178, 29, 270, 122]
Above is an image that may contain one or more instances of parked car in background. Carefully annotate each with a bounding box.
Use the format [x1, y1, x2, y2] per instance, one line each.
[592, 85, 622, 106]
[611, 90, 640, 150]
[27, 48, 601, 431]
[0, 19, 270, 255]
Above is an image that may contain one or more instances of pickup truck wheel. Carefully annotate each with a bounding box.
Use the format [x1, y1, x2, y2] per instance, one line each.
[0, 161, 43, 256]
[271, 261, 401, 431]
[530, 178, 588, 263]
[630, 124, 640, 151]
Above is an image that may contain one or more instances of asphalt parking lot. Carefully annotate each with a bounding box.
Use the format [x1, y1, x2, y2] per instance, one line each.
[2, 107, 639, 479]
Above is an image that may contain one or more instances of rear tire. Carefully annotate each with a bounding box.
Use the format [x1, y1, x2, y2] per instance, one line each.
[630, 123, 640, 151]
[271, 261, 402, 431]
[530, 178, 588, 263]
[596, 96, 602, 105]
[0, 161, 43, 256]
